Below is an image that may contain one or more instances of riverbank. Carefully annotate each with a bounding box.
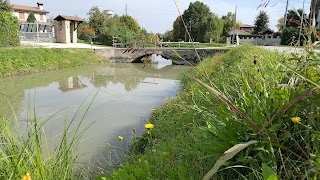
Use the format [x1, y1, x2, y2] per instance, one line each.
[105, 45, 320, 179]
[0, 48, 104, 78]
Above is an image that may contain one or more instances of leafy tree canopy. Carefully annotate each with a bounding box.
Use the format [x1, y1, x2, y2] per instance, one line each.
[254, 10, 269, 34]
[119, 15, 141, 33]
[88, 6, 107, 34]
[286, 9, 305, 28]
[0, 0, 11, 11]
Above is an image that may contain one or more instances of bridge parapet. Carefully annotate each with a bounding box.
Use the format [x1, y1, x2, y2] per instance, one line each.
[95, 47, 230, 65]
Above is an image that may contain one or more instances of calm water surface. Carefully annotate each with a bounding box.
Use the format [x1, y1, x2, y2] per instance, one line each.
[0, 56, 189, 172]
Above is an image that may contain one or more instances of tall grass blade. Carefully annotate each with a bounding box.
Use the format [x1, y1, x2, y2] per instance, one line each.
[203, 140, 258, 180]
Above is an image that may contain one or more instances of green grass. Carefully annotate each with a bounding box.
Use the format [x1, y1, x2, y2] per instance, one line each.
[0, 48, 104, 78]
[104, 45, 320, 179]
[161, 42, 227, 48]
[0, 92, 97, 180]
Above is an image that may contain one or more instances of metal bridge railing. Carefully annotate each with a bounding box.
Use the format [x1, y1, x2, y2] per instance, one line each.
[19, 22, 55, 43]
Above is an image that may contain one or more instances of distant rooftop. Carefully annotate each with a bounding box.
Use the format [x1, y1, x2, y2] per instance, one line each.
[240, 24, 254, 28]
[54, 15, 85, 22]
[11, 4, 49, 13]
[229, 29, 251, 35]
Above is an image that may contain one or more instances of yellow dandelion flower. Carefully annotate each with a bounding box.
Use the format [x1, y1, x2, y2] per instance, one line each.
[118, 136, 123, 141]
[145, 123, 154, 129]
[22, 172, 32, 180]
[291, 117, 301, 124]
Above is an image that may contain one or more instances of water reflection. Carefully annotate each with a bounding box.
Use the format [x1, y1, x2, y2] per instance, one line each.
[0, 60, 188, 175]
[58, 76, 88, 93]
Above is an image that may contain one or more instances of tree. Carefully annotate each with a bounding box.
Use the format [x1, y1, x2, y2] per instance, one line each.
[277, 17, 284, 32]
[221, 12, 235, 37]
[27, 12, 36, 23]
[88, 6, 107, 34]
[0, 0, 11, 11]
[119, 15, 141, 33]
[183, 1, 212, 41]
[286, 9, 305, 28]
[172, 16, 184, 41]
[254, 10, 269, 34]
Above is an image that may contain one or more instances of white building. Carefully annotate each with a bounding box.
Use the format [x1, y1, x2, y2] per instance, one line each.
[11, 2, 49, 23]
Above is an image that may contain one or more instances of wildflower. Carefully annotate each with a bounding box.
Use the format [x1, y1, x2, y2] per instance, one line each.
[118, 136, 123, 141]
[278, 84, 288, 88]
[206, 91, 210, 95]
[145, 123, 154, 129]
[132, 128, 136, 134]
[291, 117, 301, 124]
[22, 172, 32, 180]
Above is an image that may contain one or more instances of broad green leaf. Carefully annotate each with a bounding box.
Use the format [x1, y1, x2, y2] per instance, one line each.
[203, 140, 258, 180]
[262, 164, 278, 180]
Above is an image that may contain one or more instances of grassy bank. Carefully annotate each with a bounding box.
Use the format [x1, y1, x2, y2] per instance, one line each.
[0, 48, 104, 78]
[105, 45, 320, 179]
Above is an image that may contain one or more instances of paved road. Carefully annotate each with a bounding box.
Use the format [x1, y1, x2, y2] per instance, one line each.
[21, 41, 110, 49]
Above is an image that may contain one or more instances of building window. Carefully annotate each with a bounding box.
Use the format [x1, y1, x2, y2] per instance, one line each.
[40, 14, 43, 21]
[19, 12, 25, 19]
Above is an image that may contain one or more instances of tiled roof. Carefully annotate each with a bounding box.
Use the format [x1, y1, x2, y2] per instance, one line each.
[54, 15, 85, 22]
[229, 29, 251, 35]
[240, 24, 254, 28]
[11, 4, 49, 13]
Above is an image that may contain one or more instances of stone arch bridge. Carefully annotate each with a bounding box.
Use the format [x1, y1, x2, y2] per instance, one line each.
[95, 47, 230, 65]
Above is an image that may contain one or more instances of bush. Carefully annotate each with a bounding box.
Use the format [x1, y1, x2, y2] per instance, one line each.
[78, 25, 95, 42]
[0, 12, 19, 47]
[281, 26, 299, 45]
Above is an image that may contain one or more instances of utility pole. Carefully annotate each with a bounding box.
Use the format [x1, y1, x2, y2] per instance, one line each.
[311, 0, 319, 27]
[125, 4, 128, 16]
[298, 0, 306, 43]
[283, 0, 289, 28]
[189, 21, 192, 42]
[232, 6, 237, 44]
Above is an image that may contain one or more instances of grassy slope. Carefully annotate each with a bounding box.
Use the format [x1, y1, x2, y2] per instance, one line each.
[106, 45, 319, 179]
[0, 48, 104, 78]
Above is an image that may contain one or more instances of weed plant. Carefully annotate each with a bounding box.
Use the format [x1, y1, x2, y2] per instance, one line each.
[105, 45, 319, 179]
[0, 94, 97, 179]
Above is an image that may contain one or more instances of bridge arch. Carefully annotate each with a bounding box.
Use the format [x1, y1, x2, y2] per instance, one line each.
[132, 53, 171, 63]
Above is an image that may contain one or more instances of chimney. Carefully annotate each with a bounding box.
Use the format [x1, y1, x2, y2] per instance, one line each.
[37, 2, 43, 10]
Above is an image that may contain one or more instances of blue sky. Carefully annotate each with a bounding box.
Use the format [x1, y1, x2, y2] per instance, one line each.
[11, 0, 312, 33]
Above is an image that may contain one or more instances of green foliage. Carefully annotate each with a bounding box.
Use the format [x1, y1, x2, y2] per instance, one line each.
[27, 12, 37, 23]
[88, 6, 107, 34]
[254, 10, 270, 34]
[0, 94, 97, 180]
[286, 9, 305, 28]
[0, 12, 19, 47]
[281, 26, 299, 45]
[119, 15, 141, 33]
[78, 22, 95, 42]
[172, 16, 184, 41]
[0, 0, 11, 11]
[87, 6, 147, 45]
[221, 12, 235, 37]
[0, 48, 103, 78]
[106, 45, 320, 179]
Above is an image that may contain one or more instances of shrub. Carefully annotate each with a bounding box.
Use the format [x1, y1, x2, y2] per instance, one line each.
[281, 26, 299, 45]
[0, 12, 19, 47]
[78, 26, 95, 42]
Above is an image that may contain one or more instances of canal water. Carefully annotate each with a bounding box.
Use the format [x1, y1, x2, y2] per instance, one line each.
[0, 55, 189, 174]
